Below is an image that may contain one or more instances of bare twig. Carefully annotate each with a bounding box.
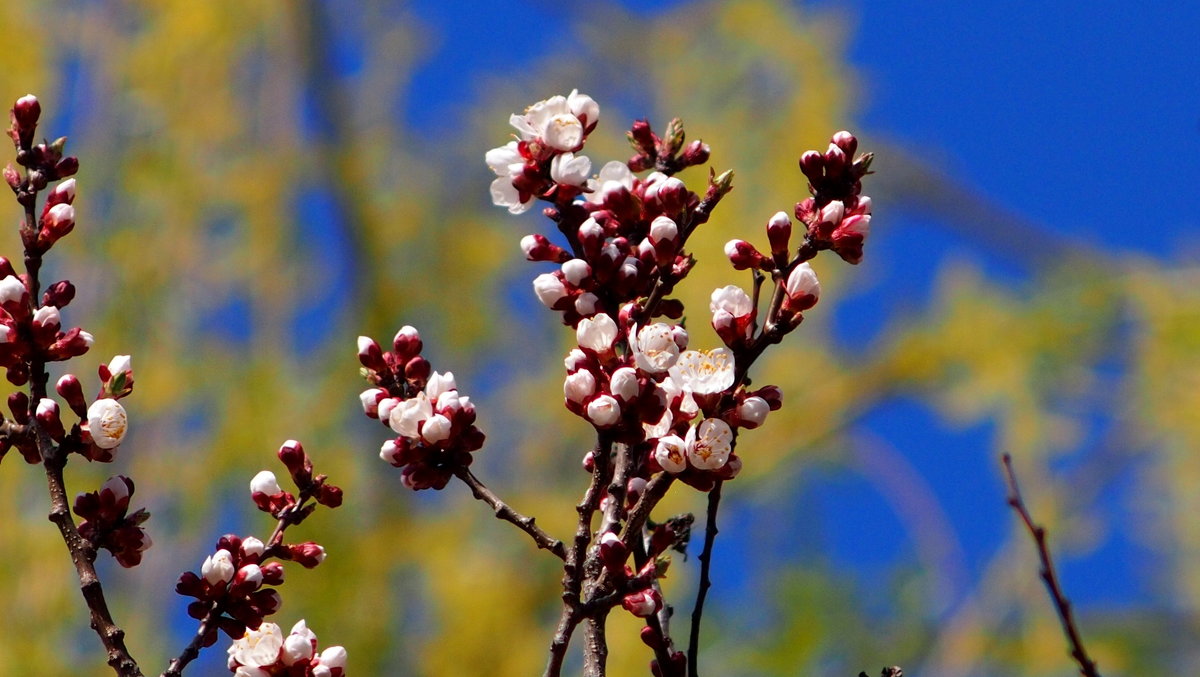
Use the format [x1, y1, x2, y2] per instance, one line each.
[1000, 453, 1101, 677]
[688, 479, 722, 677]
[454, 466, 566, 560]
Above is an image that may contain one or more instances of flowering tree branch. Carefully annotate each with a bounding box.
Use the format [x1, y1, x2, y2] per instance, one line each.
[2, 94, 348, 677]
[1001, 453, 1102, 677]
[356, 89, 877, 676]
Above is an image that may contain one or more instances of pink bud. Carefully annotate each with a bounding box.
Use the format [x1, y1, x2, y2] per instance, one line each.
[392, 325, 422, 360]
[831, 130, 858, 157]
[359, 388, 386, 418]
[289, 542, 327, 568]
[622, 588, 662, 618]
[36, 398, 65, 441]
[766, 211, 792, 257]
[724, 239, 766, 271]
[357, 336, 385, 371]
[55, 374, 87, 418]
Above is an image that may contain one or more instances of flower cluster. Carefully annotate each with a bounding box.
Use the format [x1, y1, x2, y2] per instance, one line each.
[176, 534, 286, 642]
[177, 441, 341, 650]
[486, 89, 600, 213]
[73, 475, 151, 567]
[358, 327, 484, 490]
[0, 263, 92, 386]
[251, 440, 344, 516]
[226, 620, 346, 677]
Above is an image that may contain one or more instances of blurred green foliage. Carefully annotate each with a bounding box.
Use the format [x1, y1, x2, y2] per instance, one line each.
[0, 1, 1195, 675]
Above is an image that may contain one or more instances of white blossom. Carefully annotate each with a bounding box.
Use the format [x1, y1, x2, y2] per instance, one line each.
[784, 262, 821, 301]
[738, 396, 770, 428]
[671, 348, 736, 395]
[574, 292, 599, 316]
[586, 394, 621, 426]
[609, 367, 639, 401]
[709, 285, 753, 320]
[564, 348, 588, 372]
[250, 470, 282, 496]
[550, 152, 592, 186]
[425, 371, 457, 399]
[485, 140, 523, 177]
[490, 176, 533, 214]
[282, 620, 316, 665]
[87, 398, 128, 449]
[389, 391, 432, 438]
[202, 549, 236, 585]
[420, 413, 452, 444]
[107, 354, 132, 378]
[0, 276, 24, 304]
[510, 95, 584, 151]
[587, 161, 634, 203]
[686, 418, 734, 470]
[227, 622, 284, 668]
[241, 536, 265, 558]
[654, 434, 688, 473]
[32, 305, 60, 327]
[631, 323, 686, 374]
[649, 215, 678, 244]
[564, 370, 597, 403]
[567, 89, 599, 126]
[532, 273, 568, 308]
[576, 313, 617, 353]
[561, 258, 590, 286]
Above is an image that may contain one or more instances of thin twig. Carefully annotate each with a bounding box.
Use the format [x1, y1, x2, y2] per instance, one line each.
[688, 479, 722, 677]
[1000, 453, 1101, 677]
[454, 466, 566, 560]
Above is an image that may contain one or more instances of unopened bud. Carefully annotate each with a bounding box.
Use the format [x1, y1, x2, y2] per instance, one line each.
[356, 336, 385, 371]
[766, 211, 792, 257]
[56, 374, 88, 418]
[831, 130, 858, 157]
[42, 280, 75, 308]
[392, 325, 422, 360]
[680, 139, 710, 167]
[724, 239, 766, 271]
[250, 470, 282, 496]
[36, 398, 65, 441]
[289, 541, 327, 568]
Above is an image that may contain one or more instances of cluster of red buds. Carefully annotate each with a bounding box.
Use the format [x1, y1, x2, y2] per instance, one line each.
[73, 475, 151, 568]
[226, 619, 346, 677]
[0, 262, 93, 386]
[357, 327, 484, 490]
[5, 94, 79, 253]
[176, 534, 287, 644]
[175, 440, 341, 651]
[252, 439, 344, 515]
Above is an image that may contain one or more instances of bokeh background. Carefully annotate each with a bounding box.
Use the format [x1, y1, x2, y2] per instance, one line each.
[1, 0, 1198, 675]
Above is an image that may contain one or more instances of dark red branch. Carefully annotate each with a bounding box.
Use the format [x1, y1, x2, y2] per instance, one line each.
[1001, 453, 1101, 677]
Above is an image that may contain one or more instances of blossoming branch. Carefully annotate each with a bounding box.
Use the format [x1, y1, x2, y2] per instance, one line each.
[0, 95, 347, 677]
[356, 89, 874, 677]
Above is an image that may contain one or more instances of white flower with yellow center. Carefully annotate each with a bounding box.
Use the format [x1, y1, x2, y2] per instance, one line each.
[670, 348, 735, 396]
[686, 418, 734, 470]
[227, 622, 284, 668]
[631, 323, 686, 374]
[87, 398, 128, 449]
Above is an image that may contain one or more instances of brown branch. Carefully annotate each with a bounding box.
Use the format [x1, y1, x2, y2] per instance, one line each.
[688, 479, 722, 677]
[1000, 453, 1101, 677]
[545, 441, 611, 677]
[44, 454, 144, 676]
[453, 466, 566, 560]
[21, 187, 143, 675]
